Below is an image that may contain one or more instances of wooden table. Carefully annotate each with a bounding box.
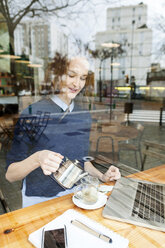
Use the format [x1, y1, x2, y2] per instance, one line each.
[101, 124, 138, 146]
[90, 124, 138, 162]
[0, 165, 165, 248]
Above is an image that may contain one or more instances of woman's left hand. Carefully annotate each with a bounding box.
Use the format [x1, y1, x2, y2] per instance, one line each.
[101, 165, 121, 182]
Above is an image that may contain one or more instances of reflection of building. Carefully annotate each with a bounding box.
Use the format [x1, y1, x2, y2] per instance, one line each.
[95, 3, 152, 90]
[0, 14, 10, 72]
[147, 63, 165, 84]
[0, 14, 14, 97]
[146, 63, 165, 98]
[14, 19, 68, 59]
[14, 19, 68, 95]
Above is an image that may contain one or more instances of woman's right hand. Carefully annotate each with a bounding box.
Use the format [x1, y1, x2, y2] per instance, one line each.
[38, 150, 64, 175]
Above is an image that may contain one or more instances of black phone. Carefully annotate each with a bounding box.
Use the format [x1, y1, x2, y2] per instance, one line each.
[43, 228, 66, 248]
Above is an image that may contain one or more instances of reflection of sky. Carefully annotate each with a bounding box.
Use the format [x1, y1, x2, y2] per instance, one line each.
[13, 0, 164, 64]
[59, 0, 165, 65]
[60, 0, 165, 41]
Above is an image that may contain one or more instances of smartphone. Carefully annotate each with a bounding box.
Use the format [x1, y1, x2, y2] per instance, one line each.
[43, 228, 66, 248]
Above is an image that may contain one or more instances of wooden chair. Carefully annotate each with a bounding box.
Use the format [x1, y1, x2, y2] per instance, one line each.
[142, 141, 165, 171]
[16, 111, 50, 143]
[95, 135, 115, 162]
[118, 123, 144, 169]
[0, 122, 15, 151]
[33, 111, 50, 141]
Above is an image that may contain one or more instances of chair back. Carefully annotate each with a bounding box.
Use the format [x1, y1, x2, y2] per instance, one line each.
[95, 135, 115, 162]
[16, 111, 50, 143]
[121, 123, 144, 147]
[0, 121, 15, 150]
[136, 123, 144, 133]
[133, 123, 144, 147]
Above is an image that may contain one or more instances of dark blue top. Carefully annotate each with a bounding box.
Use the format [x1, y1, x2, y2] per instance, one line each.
[6, 98, 92, 197]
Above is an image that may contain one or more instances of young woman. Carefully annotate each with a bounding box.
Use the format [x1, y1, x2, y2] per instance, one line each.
[6, 56, 121, 207]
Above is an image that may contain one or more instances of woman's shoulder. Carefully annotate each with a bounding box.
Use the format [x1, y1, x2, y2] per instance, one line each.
[21, 97, 61, 115]
[74, 102, 86, 111]
[73, 102, 91, 120]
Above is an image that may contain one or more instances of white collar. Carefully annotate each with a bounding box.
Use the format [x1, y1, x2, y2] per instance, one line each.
[51, 95, 74, 112]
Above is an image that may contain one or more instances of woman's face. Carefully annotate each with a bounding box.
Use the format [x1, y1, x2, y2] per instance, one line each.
[60, 57, 89, 104]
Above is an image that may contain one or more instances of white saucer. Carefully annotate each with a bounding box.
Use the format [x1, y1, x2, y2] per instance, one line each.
[72, 192, 107, 210]
[98, 185, 113, 193]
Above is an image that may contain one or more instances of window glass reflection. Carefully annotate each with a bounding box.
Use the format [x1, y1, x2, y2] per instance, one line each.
[0, 1, 165, 213]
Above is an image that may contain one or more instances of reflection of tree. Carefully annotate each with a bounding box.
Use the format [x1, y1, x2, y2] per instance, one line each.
[0, 0, 90, 55]
[152, 14, 165, 60]
[0, 0, 88, 94]
[86, 45, 124, 102]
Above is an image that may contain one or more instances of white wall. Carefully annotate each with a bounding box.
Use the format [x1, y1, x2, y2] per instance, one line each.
[15, 19, 68, 59]
[95, 3, 152, 86]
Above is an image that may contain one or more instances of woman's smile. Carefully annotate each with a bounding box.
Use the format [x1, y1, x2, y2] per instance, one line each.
[69, 87, 79, 93]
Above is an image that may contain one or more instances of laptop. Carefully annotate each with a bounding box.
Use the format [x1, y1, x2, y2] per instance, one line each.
[102, 177, 165, 232]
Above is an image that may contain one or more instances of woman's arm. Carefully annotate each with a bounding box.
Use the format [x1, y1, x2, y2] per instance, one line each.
[5, 150, 63, 183]
[84, 161, 103, 181]
[6, 152, 40, 182]
[84, 161, 121, 182]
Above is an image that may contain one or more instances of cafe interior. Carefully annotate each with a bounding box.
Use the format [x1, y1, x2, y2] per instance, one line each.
[0, 1, 165, 247]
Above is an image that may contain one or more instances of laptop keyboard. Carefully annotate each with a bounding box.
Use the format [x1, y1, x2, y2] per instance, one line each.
[132, 182, 165, 223]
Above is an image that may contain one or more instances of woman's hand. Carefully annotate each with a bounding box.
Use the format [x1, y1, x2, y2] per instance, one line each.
[38, 150, 64, 175]
[101, 165, 121, 182]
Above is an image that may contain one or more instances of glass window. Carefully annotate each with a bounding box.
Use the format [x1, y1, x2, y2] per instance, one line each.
[0, 2, 164, 219]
